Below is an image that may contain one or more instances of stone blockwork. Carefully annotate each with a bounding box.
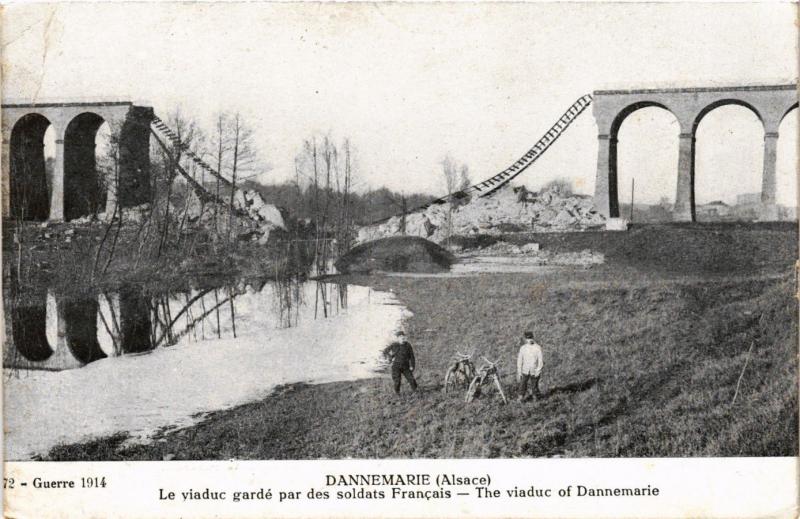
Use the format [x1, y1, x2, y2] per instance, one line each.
[2, 101, 154, 222]
[591, 84, 798, 221]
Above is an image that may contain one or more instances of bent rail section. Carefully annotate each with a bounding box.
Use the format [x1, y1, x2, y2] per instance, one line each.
[370, 94, 593, 225]
[149, 115, 255, 221]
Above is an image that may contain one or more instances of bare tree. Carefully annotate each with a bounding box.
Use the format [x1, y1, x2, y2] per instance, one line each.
[294, 134, 359, 314]
[176, 125, 208, 250]
[226, 113, 257, 244]
[155, 108, 201, 259]
[459, 164, 471, 192]
[441, 154, 459, 196]
[91, 121, 125, 279]
[440, 154, 471, 245]
[137, 108, 203, 262]
[209, 113, 230, 234]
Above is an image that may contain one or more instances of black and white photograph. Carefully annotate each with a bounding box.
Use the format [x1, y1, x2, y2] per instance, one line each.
[1, 1, 798, 517]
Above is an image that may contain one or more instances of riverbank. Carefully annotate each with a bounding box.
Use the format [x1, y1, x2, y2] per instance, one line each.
[3, 219, 299, 300]
[7, 284, 406, 460]
[44, 223, 799, 460]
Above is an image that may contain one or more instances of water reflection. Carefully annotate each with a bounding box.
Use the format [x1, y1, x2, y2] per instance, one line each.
[121, 286, 154, 354]
[4, 280, 351, 372]
[274, 276, 304, 328]
[64, 298, 106, 364]
[10, 292, 54, 363]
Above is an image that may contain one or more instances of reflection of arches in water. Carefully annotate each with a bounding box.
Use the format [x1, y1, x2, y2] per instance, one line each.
[119, 287, 153, 353]
[11, 294, 54, 362]
[96, 294, 121, 357]
[63, 298, 107, 364]
[46, 292, 59, 350]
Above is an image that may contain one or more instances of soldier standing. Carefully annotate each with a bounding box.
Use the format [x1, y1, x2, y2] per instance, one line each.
[517, 331, 544, 401]
[387, 330, 418, 394]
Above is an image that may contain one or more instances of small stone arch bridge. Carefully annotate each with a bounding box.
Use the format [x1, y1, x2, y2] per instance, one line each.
[593, 83, 797, 221]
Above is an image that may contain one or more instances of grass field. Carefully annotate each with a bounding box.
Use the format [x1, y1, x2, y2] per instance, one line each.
[45, 223, 798, 459]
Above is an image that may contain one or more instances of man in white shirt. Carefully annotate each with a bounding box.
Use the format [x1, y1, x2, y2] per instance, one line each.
[517, 331, 543, 402]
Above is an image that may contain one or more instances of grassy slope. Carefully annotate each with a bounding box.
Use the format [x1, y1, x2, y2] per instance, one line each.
[46, 224, 798, 460]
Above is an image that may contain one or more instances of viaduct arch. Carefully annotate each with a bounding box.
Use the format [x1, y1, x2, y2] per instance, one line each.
[592, 84, 797, 221]
[1, 101, 154, 222]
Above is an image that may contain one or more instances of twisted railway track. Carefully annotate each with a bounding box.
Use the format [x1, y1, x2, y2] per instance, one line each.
[371, 94, 593, 225]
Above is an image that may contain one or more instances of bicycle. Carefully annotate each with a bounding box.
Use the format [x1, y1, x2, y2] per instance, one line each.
[465, 357, 508, 404]
[443, 351, 476, 394]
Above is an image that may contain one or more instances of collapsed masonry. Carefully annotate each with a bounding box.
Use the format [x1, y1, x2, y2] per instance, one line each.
[71, 186, 286, 244]
[178, 187, 286, 244]
[357, 184, 606, 244]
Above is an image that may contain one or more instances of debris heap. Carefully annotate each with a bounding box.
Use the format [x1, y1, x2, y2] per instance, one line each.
[357, 184, 605, 244]
[183, 187, 286, 243]
[70, 187, 286, 245]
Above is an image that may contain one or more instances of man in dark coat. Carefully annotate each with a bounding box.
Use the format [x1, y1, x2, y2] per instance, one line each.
[387, 330, 418, 394]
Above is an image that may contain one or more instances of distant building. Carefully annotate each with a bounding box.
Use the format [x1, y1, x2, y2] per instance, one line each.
[696, 201, 730, 218]
[621, 195, 795, 223]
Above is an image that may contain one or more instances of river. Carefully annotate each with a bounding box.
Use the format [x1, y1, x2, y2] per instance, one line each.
[3, 280, 408, 460]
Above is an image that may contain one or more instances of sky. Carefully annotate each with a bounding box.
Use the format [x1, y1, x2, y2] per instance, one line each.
[2, 2, 798, 206]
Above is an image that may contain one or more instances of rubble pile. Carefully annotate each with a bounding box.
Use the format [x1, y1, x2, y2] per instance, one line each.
[357, 184, 605, 244]
[68, 204, 155, 226]
[183, 188, 286, 244]
[67, 188, 286, 244]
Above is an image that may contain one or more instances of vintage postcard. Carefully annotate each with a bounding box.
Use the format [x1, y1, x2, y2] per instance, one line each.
[1, 1, 798, 518]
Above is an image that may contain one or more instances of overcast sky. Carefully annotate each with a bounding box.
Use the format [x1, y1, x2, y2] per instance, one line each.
[2, 2, 797, 206]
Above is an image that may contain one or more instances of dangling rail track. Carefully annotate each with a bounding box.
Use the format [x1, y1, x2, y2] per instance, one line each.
[153, 94, 594, 227]
[149, 115, 254, 219]
[371, 94, 593, 224]
[150, 115, 234, 189]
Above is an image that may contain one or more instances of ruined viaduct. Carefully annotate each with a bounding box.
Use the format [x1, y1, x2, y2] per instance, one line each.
[592, 84, 798, 221]
[2, 85, 798, 225]
[1, 101, 153, 221]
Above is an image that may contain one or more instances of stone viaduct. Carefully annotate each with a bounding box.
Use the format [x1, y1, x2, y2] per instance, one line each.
[1, 101, 153, 222]
[592, 83, 798, 221]
[2, 86, 797, 224]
